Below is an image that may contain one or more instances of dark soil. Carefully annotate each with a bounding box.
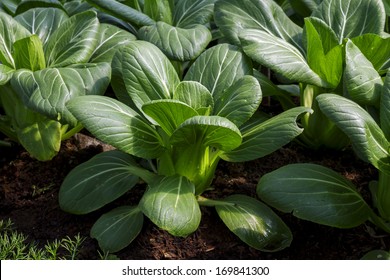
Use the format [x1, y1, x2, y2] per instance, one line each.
[1, 133, 389, 260]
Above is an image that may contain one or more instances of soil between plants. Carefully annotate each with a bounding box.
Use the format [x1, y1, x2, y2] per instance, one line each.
[1, 133, 389, 260]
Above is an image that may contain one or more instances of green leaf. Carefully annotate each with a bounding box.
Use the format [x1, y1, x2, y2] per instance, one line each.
[216, 194, 292, 252]
[214, 0, 303, 53]
[139, 175, 201, 237]
[304, 17, 343, 88]
[66, 96, 165, 159]
[142, 99, 198, 136]
[11, 63, 111, 126]
[0, 64, 15, 85]
[222, 106, 312, 162]
[111, 41, 180, 113]
[0, 11, 31, 68]
[44, 10, 99, 67]
[351, 34, 390, 73]
[172, 81, 214, 112]
[14, 0, 65, 15]
[381, 70, 390, 140]
[312, 0, 386, 43]
[344, 40, 383, 106]
[317, 94, 390, 173]
[213, 75, 262, 127]
[89, 23, 136, 63]
[138, 22, 212, 61]
[239, 29, 327, 88]
[289, 0, 322, 17]
[0, 0, 20, 15]
[59, 150, 141, 214]
[173, 0, 215, 28]
[13, 35, 46, 71]
[15, 7, 68, 46]
[184, 44, 253, 99]
[86, 0, 155, 26]
[257, 163, 371, 228]
[144, 0, 173, 24]
[91, 206, 144, 253]
[171, 115, 242, 151]
[361, 250, 390, 260]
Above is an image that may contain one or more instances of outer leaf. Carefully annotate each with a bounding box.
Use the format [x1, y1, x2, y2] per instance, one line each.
[344, 40, 383, 106]
[59, 150, 140, 214]
[0, 11, 31, 68]
[0, 0, 20, 15]
[11, 63, 111, 126]
[14, 0, 65, 15]
[15, 7, 69, 46]
[139, 175, 201, 237]
[216, 194, 292, 252]
[66, 96, 164, 159]
[317, 94, 390, 173]
[173, 0, 216, 28]
[172, 81, 214, 111]
[13, 35, 46, 71]
[361, 250, 390, 260]
[381, 70, 390, 139]
[142, 99, 198, 136]
[144, 0, 173, 24]
[239, 29, 327, 88]
[111, 41, 180, 113]
[351, 34, 390, 73]
[312, 0, 385, 44]
[222, 107, 312, 162]
[91, 206, 144, 253]
[138, 22, 212, 61]
[214, 75, 262, 127]
[170, 115, 242, 151]
[0, 64, 15, 85]
[257, 163, 371, 228]
[89, 23, 136, 63]
[184, 44, 253, 100]
[86, 0, 155, 26]
[44, 10, 99, 67]
[214, 0, 304, 53]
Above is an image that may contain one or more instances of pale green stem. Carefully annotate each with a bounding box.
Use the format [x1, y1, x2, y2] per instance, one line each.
[197, 196, 235, 207]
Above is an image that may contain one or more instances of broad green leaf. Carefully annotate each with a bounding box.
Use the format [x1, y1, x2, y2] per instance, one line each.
[0, 64, 15, 85]
[44, 10, 99, 67]
[139, 175, 201, 237]
[216, 194, 292, 252]
[13, 35, 46, 71]
[213, 75, 262, 127]
[317, 94, 390, 173]
[14, 0, 65, 15]
[59, 150, 141, 214]
[138, 22, 212, 61]
[66, 96, 165, 159]
[381, 70, 390, 139]
[184, 44, 253, 100]
[63, 1, 91, 16]
[0, 0, 20, 15]
[344, 40, 383, 106]
[173, 0, 216, 28]
[214, 0, 304, 53]
[312, 0, 386, 44]
[144, 0, 173, 24]
[239, 29, 327, 88]
[257, 163, 371, 228]
[171, 115, 242, 151]
[352, 34, 390, 73]
[15, 7, 68, 46]
[289, 0, 322, 17]
[0, 11, 31, 68]
[11, 63, 111, 127]
[89, 23, 136, 63]
[142, 99, 198, 136]
[361, 250, 390, 260]
[173, 81, 214, 111]
[86, 0, 155, 26]
[221, 107, 312, 162]
[91, 206, 144, 253]
[111, 41, 180, 113]
[304, 18, 343, 88]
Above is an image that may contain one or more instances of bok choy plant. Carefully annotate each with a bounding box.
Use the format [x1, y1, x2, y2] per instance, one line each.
[86, 0, 215, 68]
[0, 6, 136, 160]
[59, 41, 311, 253]
[257, 70, 390, 235]
[214, 0, 389, 150]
